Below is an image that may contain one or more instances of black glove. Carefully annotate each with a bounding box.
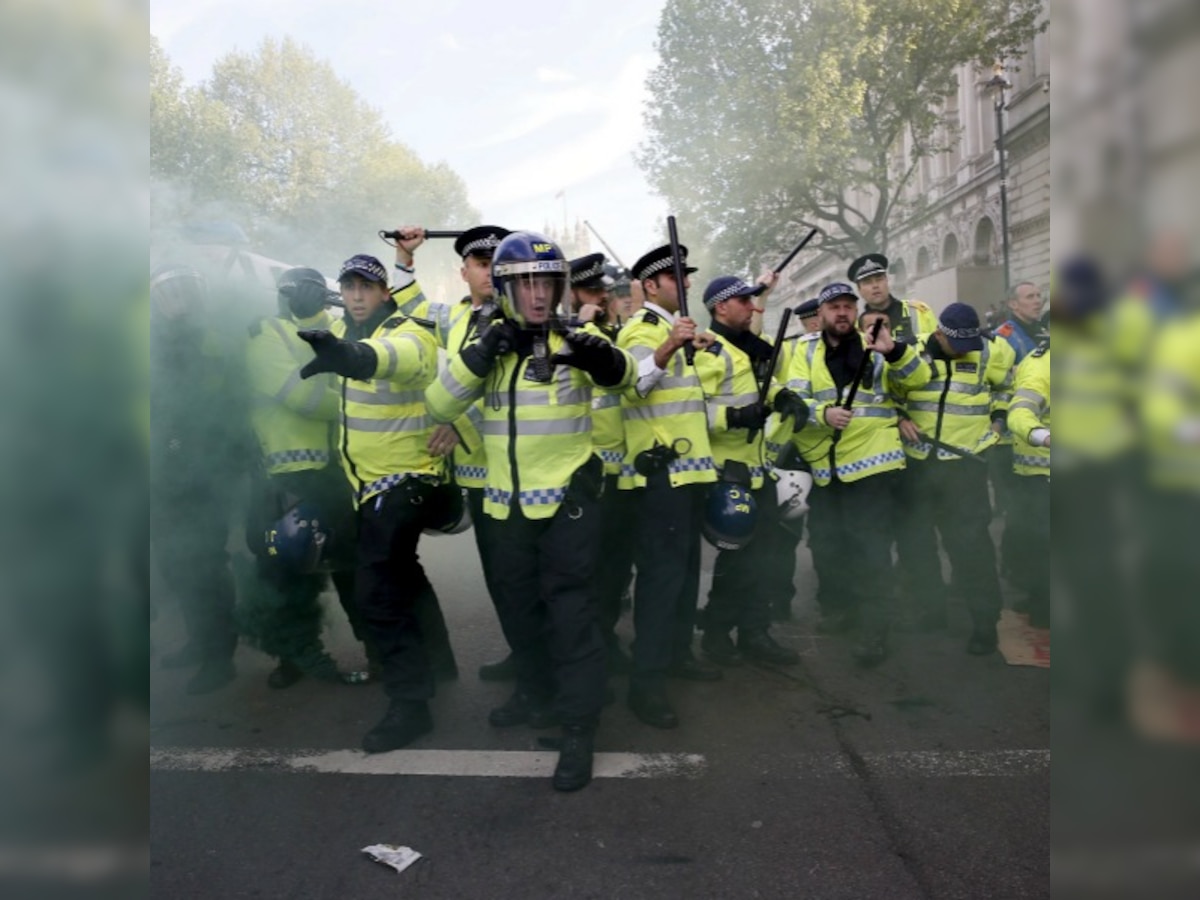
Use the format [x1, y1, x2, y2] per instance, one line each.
[726, 401, 769, 430]
[298, 330, 377, 380]
[773, 389, 809, 429]
[461, 319, 519, 377]
[550, 331, 627, 387]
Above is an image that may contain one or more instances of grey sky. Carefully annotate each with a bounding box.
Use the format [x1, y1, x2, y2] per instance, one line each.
[151, 0, 671, 265]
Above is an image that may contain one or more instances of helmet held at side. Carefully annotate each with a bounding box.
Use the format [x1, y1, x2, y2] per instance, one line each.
[701, 482, 759, 551]
[264, 501, 330, 574]
[491, 231, 569, 328]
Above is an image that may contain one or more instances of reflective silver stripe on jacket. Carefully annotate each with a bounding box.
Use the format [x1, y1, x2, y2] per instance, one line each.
[478, 417, 592, 436]
[344, 385, 427, 406]
[908, 400, 989, 416]
[344, 414, 436, 433]
[623, 399, 707, 420]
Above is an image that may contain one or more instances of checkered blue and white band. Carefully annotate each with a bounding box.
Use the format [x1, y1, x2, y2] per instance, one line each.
[938, 323, 980, 340]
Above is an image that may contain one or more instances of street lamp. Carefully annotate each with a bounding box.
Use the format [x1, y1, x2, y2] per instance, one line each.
[985, 62, 1012, 293]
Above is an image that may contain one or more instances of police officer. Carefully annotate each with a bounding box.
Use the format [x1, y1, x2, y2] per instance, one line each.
[390, 224, 518, 683]
[150, 265, 242, 695]
[297, 254, 451, 753]
[795, 298, 821, 334]
[427, 232, 633, 791]
[618, 243, 723, 730]
[786, 281, 931, 665]
[693, 275, 807, 665]
[848, 253, 937, 345]
[892, 303, 1016, 654]
[569, 252, 635, 672]
[994, 281, 1044, 364]
[243, 267, 370, 687]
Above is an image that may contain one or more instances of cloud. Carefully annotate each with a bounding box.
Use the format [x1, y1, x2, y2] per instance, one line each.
[473, 53, 657, 209]
[439, 32, 462, 52]
[536, 66, 575, 84]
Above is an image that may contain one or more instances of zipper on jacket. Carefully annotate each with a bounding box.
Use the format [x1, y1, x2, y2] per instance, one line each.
[932, 361, 953, 447]
[506, 358, 522, 509]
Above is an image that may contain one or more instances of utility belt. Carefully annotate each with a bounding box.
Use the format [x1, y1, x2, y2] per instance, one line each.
[633, 437, 693, 477]
[562, 453, 605, 518]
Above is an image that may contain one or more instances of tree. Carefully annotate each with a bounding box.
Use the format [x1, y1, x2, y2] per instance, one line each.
[151, 37, 479, 275]
[637, 0, 1045, 269]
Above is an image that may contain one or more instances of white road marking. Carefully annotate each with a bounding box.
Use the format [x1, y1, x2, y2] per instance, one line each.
[150, 746, 1048, 779]
[149, 746, 708, 779]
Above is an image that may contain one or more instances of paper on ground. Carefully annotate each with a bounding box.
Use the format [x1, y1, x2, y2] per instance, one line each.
[362, 844, 422, 874]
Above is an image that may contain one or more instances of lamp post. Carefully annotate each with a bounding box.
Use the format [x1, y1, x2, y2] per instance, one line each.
[985, 63, 1012, 293]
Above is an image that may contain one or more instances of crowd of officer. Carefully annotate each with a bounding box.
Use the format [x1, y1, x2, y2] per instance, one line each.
[150, 225, 1059, 793]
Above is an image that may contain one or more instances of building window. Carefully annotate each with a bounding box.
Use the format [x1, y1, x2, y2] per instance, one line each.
[974, 217, 996, 265]
[942, 233, 960, 269]
[916, 247, 931, 277]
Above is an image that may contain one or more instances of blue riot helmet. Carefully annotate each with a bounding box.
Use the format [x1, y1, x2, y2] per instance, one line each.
[265, 501, 330, 573]
[491, 231, 569, 328]
[702, 482, 759, 551]
[278, 266, 334, 320]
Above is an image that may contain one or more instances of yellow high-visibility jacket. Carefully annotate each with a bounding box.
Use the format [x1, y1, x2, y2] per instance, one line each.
[246, 310, 340, 476]
[616, 305, 718, 490]
[693, 328, 785, 490]
[786, 333, 930, 485]
[896, 335, 1015, 461]
[1008, 344, 1051, 477]
[426, 326, 636, 520]
[331, 286, 443, 506]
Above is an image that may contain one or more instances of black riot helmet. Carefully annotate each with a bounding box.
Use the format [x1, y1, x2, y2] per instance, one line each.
[277, 267, 334, 320]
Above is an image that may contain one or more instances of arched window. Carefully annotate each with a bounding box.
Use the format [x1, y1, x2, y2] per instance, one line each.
[916, 247, 931, 277]
[974, 217, 996, 265]
[890, 259, 908, 294]
[942, 233, 960, 269]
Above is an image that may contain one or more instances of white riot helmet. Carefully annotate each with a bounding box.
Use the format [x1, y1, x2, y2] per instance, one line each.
[775, 469, 813, 528]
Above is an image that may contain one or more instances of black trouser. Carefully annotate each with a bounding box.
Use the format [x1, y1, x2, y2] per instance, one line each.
[1140, 488, 1200, 682]
[355, 480, 444, 702]
[806, 471, 899, 639]
[894, 456, 1002, 628]
[761, 516, 804, 617]
[151, 485, 237, 661]
[1007, 473, 1049, 614]
[626, 473, 705, 690]
[466, 486, 502, 606]
[595, 474, 636, 643]
[707, 482, 779, 636]
[487, 497, 607, 726]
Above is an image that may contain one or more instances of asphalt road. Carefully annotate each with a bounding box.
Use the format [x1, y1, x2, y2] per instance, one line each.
[150, 529, 1049, 899]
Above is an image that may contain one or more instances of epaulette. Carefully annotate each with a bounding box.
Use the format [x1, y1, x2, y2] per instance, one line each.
[1031, 341, 1049, 358]
[386, 315, 436, 331]
[907, 299, 932, 311]
[247, 318, 264, 338]
[995, 322, 1014, 336]
[642, 310, 660, 326]
[705, 340, 723, 355]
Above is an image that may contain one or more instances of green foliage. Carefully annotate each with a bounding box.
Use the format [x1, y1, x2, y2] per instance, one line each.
[638, 0, 1045, 268]
[151, 36, 479, 274]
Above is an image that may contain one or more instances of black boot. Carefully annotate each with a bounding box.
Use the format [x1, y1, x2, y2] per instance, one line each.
[552, 725, 595, 792]
[700, 629, 744, 666]
[738, 631, 800, 665]
[628, 685, 679, 729]
[361, 699, 433, 754]
[967, 624, 998, 656]
[852, 632, 888, 668]
[488, 689, 556, 728]
[185, 658, 236, 695]
[478, 653, 516, 682]
[267, 659, 304, 689]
